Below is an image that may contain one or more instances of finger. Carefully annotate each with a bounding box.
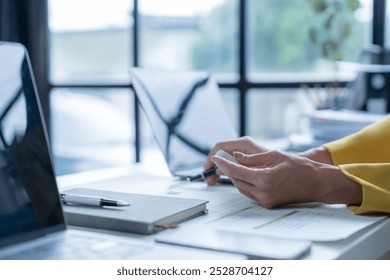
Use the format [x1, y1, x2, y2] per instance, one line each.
[205, 165, 226, 186]
[233, 150, 285, 168]
[226, 174, 260, 202]
[230, 176, 274, 207]
[206, 177, 218, 186]
[204, 136, 264, 170]
[206, 173, 219, 186]
[234, 178, 258, 197]
[215, 168, 224, 176]
[212, 155, 259, 183]
[204, 139, 243, 170]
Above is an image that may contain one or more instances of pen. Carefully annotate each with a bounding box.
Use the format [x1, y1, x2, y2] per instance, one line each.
[187, 166, 218, 181]
[60, 193, 130, 207]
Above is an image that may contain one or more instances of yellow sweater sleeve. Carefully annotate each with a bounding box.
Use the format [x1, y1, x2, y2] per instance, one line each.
[324, 116, 390, 215]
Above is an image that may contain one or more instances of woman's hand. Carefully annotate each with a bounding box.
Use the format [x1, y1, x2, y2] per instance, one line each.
[211, 150, 362, 208]
[204, 136, 269, 186]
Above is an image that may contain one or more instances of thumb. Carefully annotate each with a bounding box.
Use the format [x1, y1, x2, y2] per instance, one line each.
[233, 150, 284, 167]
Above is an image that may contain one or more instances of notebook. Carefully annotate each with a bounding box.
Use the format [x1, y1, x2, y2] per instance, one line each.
[62, 188, 208, 234]
[0, 41, 243, 260]
[130, 68, 239, 180]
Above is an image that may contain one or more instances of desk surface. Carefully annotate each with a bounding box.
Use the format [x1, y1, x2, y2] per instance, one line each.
[57, 163, 390, 260]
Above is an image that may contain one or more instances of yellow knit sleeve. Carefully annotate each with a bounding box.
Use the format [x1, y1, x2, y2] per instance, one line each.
[323, 116, 390, 215]
[324, 115, 390, 165]
[338, 163, 390, 214]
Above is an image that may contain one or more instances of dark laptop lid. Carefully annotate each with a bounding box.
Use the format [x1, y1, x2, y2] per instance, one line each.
[131, 68, 238, 176]
[0, 42, 64, 249]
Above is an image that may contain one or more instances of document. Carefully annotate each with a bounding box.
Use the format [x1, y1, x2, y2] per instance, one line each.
[198, 196, 386, 241]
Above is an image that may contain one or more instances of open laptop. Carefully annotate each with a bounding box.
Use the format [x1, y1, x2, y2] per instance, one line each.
[131, 68, 239, 180]
[0, 42, 244, 260]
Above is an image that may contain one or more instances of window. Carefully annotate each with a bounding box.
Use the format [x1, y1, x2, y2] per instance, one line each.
[247, 0, 372, 81]
[139, 0, 238, 80]
[49, 0, 135, 175]
[49, 0, 133, 84]
[48, 0, 375, 175]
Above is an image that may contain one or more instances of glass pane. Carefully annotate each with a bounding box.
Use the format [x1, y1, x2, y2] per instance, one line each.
[139, 0, 239, 82]
[247, 89, 316, 140]
[50, 88, 134, 175]
[48, 0, 133, 84]
[220, 88, 240, 132]
[247, 0, 373, 82]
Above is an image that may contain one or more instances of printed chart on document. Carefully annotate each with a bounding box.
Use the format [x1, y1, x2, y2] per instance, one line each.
[193, 196, 386, 241]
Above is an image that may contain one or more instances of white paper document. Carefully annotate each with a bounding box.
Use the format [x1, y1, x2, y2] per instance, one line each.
[200, 196, 386, 241]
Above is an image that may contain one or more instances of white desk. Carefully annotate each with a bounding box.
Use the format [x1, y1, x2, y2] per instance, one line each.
[57, 163, 390, 260]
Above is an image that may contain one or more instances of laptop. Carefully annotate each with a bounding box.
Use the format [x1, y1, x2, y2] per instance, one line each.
[0, 42, 244, 260]
[130, 68, 239, 180]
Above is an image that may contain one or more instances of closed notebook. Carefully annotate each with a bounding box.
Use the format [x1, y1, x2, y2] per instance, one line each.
[62, 188, 208, 234]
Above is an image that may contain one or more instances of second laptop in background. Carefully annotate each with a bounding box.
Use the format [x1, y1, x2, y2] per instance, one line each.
[130, 68, 238, 180]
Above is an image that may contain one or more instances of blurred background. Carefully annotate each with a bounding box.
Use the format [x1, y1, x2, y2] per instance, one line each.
[2, 0, 388, 175]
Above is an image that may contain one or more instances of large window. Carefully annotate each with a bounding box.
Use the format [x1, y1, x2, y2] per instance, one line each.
[48, 0, 374, 175]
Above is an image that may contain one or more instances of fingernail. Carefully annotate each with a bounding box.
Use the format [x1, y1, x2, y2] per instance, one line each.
[211, 155, 219, 164]
[233, 151, 245, 158]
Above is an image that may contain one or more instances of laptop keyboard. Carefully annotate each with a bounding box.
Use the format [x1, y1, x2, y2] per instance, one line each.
[5, 232, 149, 260]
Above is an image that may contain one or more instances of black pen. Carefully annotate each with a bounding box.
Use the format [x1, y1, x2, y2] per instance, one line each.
[60, 193, 130, 207]
[187, 166, 218, 181]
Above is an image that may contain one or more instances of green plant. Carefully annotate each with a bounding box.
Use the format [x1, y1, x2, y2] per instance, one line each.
[307, 0, 361, 61]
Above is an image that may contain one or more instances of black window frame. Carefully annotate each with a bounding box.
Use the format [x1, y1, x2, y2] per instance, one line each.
[42, 0, 386, 164]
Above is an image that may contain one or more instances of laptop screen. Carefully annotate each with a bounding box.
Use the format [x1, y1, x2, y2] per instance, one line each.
[131, 68, 238, 175]
[0, 42, 64, 248]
